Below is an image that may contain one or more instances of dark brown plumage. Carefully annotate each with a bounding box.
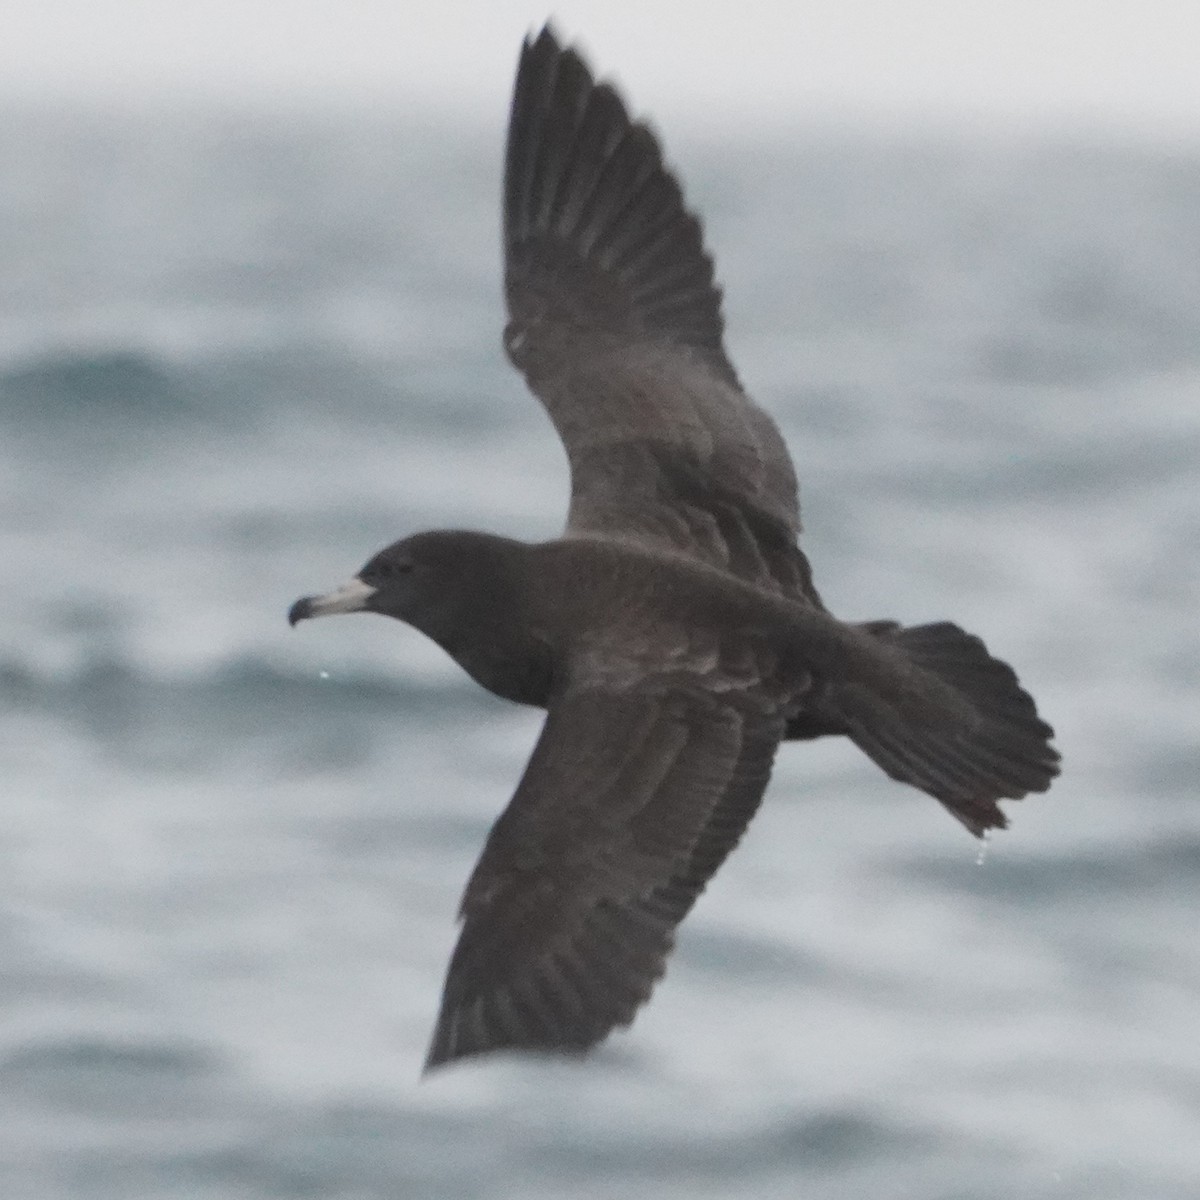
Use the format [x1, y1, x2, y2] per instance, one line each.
[288, 27, 1060, 1073]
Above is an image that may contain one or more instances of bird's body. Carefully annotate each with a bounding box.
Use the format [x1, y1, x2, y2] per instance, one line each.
[398, 533, 945, 721]
[289, 26, 1060, 1071]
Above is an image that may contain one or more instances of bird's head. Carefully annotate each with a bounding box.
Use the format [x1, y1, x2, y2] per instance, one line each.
[288, 529, 523, 643]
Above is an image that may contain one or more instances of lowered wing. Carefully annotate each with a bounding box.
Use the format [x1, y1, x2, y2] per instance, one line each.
[425, 641, 788, 1070]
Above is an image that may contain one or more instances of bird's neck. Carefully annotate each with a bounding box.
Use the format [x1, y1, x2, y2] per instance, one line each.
[423, 539, 558, 707]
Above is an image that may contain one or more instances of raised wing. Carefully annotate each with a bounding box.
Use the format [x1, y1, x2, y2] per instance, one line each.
[503, 26, 818, 600]
[424, 656, 788, 1070]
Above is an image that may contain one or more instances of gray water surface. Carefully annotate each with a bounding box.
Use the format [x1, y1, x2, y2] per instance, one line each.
[2, 110, 1198, 1198]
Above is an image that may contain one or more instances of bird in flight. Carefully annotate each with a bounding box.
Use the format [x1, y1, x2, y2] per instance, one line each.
[289, 25, 1060, 1072]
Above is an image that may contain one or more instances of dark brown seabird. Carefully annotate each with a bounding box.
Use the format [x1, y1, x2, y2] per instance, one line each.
[288, 25, 1060, 1072]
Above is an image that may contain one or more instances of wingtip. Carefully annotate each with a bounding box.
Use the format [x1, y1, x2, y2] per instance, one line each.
[522, 20, 566, 62]
[420, 1048, 448, 1078]
[421, 1020, 464, 1076]
[421, 1005, 462, 1075]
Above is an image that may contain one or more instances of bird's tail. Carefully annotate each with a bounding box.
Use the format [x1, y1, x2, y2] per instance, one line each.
[834, 621, 1060, 835]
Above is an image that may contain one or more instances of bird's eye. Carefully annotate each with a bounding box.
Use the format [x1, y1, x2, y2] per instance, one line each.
[361, 557, 413, 584]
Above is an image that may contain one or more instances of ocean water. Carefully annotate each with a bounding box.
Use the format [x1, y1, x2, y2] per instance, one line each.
[2, 104, 1199, 1199]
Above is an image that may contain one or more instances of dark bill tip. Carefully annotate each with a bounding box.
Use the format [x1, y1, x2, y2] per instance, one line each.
[286, 577, 377, 627]
[288, 596, 314, 627]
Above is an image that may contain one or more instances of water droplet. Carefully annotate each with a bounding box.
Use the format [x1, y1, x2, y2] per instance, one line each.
[975, 833, 991, 866]
[318, 670, 330, 680]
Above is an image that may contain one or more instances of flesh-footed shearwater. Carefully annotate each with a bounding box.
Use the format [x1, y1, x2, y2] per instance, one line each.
[288, 25, 1060, 1072]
